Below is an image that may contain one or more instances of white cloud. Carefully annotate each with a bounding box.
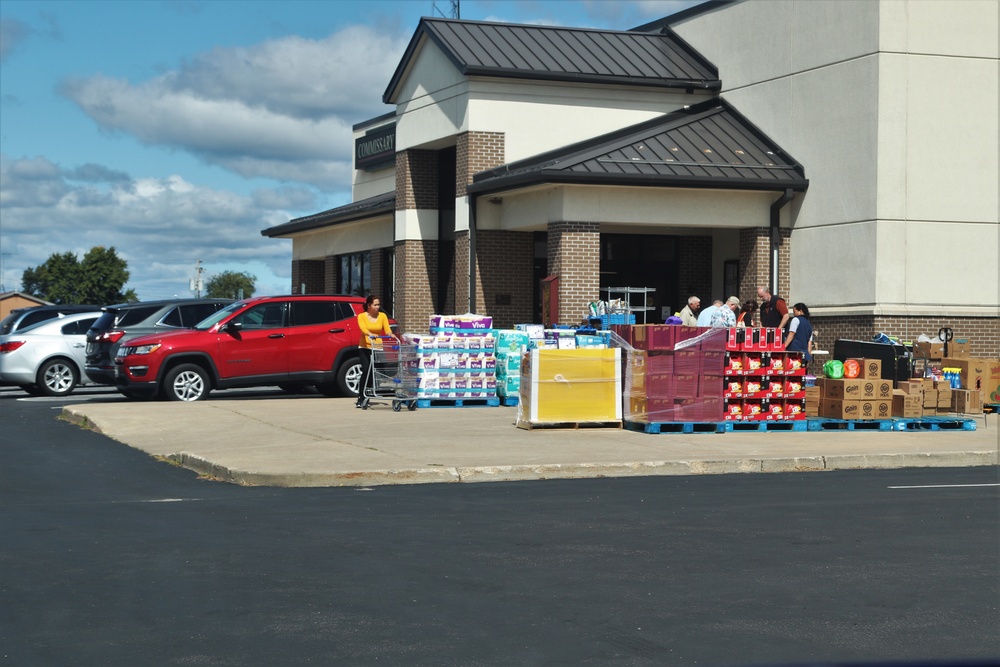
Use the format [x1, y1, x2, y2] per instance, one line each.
[58, 25, 407, 191]
[0, 154, 295, 299]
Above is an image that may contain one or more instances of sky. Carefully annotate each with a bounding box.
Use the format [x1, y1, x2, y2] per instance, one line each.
[0, 0, 700, 301]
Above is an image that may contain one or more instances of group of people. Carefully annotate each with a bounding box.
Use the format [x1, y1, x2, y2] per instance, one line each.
[677, 286, 813, 363]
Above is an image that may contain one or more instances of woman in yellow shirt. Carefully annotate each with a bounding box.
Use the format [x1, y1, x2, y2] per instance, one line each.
[356, 294, 393, 407]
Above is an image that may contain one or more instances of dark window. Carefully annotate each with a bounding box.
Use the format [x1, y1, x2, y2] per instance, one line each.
[339, 251, 371, 296]
[116, 306, 161, 327]
[235, 302, 286, 330]
[178, 303, 227, 327]
[61, 317, 98, 336]
[160, 307, 183, 327]
[290, 301, 353, 326]
[19, 311, 56, 329]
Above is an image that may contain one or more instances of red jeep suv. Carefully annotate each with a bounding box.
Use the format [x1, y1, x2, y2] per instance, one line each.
[114, 295, 389, 401]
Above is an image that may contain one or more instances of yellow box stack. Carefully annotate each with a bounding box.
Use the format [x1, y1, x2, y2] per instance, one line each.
[517, 348, 622, 428]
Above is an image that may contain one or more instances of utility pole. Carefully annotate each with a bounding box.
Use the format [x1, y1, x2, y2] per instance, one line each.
[432, 0, 459, 19]
[0, 252, 11, 293]
[189, 259, 205, 298]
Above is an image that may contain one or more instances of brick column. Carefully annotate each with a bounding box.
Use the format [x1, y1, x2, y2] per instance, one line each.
[476, 229, 534, 329]
[457, 131, 505, 315]
[394, 239, 437, 334]
[548, 221, 600, 325]
[291, 259, 325, 295]
[739, 227, 791, 301]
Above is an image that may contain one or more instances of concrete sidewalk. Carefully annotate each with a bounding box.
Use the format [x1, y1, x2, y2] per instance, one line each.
[60, 394, 1000, 487]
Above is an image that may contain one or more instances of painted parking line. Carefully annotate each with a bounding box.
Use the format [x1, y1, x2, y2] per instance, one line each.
[888, 483, 1000, 489]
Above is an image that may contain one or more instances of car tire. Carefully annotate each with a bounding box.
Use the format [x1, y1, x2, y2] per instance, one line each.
[36, 358, 79, 397]
[163, 363, 210, 402]
[336, 357, 362, 397]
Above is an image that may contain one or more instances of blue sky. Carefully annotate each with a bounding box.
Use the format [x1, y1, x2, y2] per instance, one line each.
[1, 0, 699, 300]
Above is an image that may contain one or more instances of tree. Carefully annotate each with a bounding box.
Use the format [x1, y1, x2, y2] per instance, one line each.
[205, 270, 256, 300]
[21, 246, 137, 305]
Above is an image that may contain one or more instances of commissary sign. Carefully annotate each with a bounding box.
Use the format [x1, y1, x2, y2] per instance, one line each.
[356, 124, 396, 171]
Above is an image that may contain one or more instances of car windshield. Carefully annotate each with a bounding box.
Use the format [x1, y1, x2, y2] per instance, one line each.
[194, 301, 247, 330]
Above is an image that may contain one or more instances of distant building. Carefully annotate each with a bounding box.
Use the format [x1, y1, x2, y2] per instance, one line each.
[0, 292, 52, 320]
[262, 0, 999, 356]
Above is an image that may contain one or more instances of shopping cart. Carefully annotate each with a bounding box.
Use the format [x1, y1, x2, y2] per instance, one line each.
[360, 335, 418, 411]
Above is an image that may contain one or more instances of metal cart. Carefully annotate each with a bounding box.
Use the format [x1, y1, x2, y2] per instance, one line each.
[360, 335, 418, 411]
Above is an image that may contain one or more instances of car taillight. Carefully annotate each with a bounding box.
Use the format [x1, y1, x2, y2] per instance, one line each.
[98, 330, 126, 343]
[0, 341, 26, 353]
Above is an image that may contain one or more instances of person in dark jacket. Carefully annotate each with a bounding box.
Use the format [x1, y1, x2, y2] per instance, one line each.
[757, 286, 789, 329]
[784, 302, 813, 363]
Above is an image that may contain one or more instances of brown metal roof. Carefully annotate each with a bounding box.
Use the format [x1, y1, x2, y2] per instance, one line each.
[261, 191, 395, 238]
[384, 18, 720, 103]
[468, 99, 808, 195]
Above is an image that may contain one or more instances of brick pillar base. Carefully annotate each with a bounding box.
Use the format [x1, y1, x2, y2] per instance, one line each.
[548, 221, 600, 325]
[739, 227, 791, 303]
[476, 230, 534, 329]
[811, 315, 1000, 361]
[291, 259, 325, 295]
[395, 239, 437, 335]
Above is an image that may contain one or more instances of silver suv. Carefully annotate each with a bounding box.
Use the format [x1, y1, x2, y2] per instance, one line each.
[1, 304, 101, 336]
[85, 298, 232, 385]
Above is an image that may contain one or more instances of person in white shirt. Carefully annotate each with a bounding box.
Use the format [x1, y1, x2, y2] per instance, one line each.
[696, 299, 723, 327]
[678, 296, 700, 326]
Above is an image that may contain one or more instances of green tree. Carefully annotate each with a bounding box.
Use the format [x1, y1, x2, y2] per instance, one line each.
[21, 246, 137, 305]
[205, 270, 256, 300]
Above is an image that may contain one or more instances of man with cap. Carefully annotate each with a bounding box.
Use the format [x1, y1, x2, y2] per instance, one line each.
[710, 296, 741, 327]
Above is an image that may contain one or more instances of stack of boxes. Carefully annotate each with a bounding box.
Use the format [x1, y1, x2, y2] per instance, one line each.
[495, 330, 530, 400]
[722, 328, 807, 422]
[517, 348, 622, 426]
[816, 358, 893, 419]
[404, 314, 497, 400]
[624, 325, 727, 423]
[915, 337, 997, 412]
[892, 378, 953, 417]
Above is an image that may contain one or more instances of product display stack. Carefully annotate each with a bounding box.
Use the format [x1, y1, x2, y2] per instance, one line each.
[516, 347, 622, 428]
[624, 325, 728, 423]
[722, 328, 807, 422]
[816, 358, 893, 419]
[494, 330, 531, 402]
[403, 314, 497, 402]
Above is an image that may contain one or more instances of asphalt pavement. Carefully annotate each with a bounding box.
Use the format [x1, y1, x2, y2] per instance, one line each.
[58, 393, 1000, 487]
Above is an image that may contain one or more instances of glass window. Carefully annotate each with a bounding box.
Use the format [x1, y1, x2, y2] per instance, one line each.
[290, 301, 353, 326]
[178, 303, 227, 327]
[62, 317, 98, 336]
[234, 302, 286, 330]
[160, 307, 182, 327]
[338, 251, 371, 297]
[117, 306, 161, 327]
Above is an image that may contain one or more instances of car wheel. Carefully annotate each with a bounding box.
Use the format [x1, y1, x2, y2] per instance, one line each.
[36, 358, 79, 397]
[336, 357, 362, 397]
[163, 363, 210, 402]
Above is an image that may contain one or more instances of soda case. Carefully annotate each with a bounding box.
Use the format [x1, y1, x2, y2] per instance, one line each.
[723, 337, 806, 421]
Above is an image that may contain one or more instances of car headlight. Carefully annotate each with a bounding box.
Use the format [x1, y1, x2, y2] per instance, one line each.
[130, 344, 161, 355]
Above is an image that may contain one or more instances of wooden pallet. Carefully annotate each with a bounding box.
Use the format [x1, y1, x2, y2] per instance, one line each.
[516, 419, 622, 431]
[414, 397, 501, 408]
[624, 420, 726, 434]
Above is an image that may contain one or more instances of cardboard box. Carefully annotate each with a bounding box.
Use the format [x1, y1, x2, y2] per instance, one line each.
[922, 388, 938, 408]
[942, 357, 993, 403]
[951, 389, 982, 414]
[823, 379, 865, 400]
[820, 398, 862, 420]
[914, 340, 944, 360]
[892, 391, 922, 418]
[868, 379, 893, 400]
[859, 399, 892, 420]
[948, 339, 971, 358]
[985, 358, 1000, 406]
[860, 358, 882, 379]
[897, 381, 924, 395]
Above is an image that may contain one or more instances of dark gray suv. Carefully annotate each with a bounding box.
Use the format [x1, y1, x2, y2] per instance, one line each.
[1, 304, 102, 336]
[85, 298, 232, 385]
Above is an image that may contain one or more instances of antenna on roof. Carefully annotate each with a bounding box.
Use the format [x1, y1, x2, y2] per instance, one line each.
[431, 0, 460, 19]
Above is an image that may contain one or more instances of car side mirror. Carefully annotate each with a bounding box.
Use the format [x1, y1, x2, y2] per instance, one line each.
[223, 321, 242, 335]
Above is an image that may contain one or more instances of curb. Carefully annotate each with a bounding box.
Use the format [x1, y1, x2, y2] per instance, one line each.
[167, 451, 1000, 488]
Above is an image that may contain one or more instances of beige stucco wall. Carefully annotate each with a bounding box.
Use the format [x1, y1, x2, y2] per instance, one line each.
[292, 216, 394, 261]
[673, 0, 1000, 317]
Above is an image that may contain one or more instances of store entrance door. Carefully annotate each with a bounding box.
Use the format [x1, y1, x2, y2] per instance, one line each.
[600, 234, 678, 323]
